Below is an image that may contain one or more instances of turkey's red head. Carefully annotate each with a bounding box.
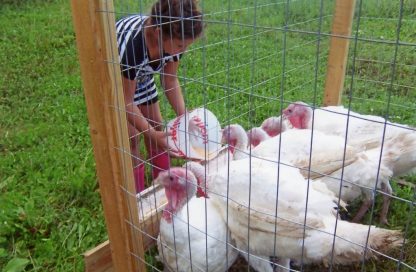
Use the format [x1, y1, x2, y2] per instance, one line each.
[247, 127, 269, 147]
[221, 124, 248, 153]
[156, 168, 198, 223]
[282, 102, 311, 129]
[260, 116, 286, 137]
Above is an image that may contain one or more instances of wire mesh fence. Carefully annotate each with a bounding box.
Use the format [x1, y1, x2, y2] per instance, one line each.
[75, 0, 416, 271]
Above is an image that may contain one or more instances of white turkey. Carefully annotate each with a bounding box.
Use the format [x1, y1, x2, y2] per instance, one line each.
[223, 124, 360, 179]
[156, 168, 238, 272]
[322, 130, 416, 224]
[185, 159, 402, 268]
[158, 166, 286, 272]
[224, 124, 407, 224]
[282, 101, 416, 176]
[186, 162, 291, 272]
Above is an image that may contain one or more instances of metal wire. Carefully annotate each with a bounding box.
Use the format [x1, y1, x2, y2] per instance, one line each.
[100, 0, 416, 271]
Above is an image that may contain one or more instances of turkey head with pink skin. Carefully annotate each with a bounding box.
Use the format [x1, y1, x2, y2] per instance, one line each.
[261, 116, 288, 137]
[156, 168, 198, 223]
[246, 127, 270, 148]
[282, 101, 312, 129]
[221, 124, 249, 160]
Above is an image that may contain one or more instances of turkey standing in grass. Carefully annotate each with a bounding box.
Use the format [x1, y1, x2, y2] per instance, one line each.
[186, 162, 293, 272]
[157, 166, 285, 272]
[223, 124, 360, 179]
[223, 124, 407, 224]
[185, 159, 403, 268]
[156, 168, 238, 272]
[282, 101, 416, 176]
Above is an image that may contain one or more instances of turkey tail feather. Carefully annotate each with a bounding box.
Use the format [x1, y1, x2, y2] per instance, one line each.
[322, 221, 403, 265]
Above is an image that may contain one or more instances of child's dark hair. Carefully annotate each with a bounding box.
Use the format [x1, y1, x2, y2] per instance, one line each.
[151, 0, 204, 40]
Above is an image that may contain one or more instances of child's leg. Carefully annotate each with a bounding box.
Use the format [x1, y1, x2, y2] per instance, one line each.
[133, 163, 145, 193]
[128, 123, 145, 193]
[148, 145, 170, 179]
[139, 102, 171, 179]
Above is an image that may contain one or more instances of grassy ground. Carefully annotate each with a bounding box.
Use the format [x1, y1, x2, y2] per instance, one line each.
[1, 0, 415, 271]
[0, 1, 105, 271]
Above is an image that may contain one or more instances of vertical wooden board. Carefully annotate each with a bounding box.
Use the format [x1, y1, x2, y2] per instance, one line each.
[323, 0, 356, 106]
[70, 0, 146, 271]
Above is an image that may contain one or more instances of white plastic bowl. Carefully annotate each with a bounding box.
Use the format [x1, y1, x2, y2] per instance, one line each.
[166, 108, 223, 160]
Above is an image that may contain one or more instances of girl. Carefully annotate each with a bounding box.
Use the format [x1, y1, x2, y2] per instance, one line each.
[116, 0, 204, 192]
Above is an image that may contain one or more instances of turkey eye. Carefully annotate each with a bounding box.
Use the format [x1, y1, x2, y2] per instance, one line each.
[169, 176, 174, 182]
[288, 109, 292, 113]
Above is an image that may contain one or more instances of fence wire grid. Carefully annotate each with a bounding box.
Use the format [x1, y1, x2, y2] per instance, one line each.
[97, 0, 416, 271]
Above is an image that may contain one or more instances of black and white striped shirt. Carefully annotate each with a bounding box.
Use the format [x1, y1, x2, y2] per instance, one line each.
[116, 15, 182, 104]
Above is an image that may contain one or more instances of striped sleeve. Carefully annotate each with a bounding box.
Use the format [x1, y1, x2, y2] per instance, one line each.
[116, 15, 147, 80]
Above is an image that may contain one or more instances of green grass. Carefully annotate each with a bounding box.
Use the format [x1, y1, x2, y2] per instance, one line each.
[1, 0, 415, 271]
[0, 1, 105, 271]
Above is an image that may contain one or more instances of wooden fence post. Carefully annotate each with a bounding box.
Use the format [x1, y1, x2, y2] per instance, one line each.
[70, 0, 146, 271]
[323, 0, 356, 106]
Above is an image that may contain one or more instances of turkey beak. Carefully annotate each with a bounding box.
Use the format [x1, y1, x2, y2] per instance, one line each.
[196, 188, 208, 198]
[153, 175, 162, 186]
[153, 171, 170, 187]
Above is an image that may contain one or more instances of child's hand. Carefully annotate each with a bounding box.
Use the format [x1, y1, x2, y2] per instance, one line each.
[148, 130, 179, 153]
[168, 150, 187, 159]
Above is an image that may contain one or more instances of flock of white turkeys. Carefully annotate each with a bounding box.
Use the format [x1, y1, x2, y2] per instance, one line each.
[154, 101, 416, 272]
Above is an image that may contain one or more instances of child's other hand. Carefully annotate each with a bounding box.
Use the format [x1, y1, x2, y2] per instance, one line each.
[168, 150, 187, 159]
[148, 130, 181, 154]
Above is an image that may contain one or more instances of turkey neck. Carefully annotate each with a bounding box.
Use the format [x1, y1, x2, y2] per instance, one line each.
[183, 162, 208, 197]
[163, 180, 197, 223]
[230, 128, 249, 160]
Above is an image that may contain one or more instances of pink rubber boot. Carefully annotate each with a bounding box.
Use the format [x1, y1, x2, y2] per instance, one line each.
[133, 164, 145, 193]
[149, 148, 170, 179]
